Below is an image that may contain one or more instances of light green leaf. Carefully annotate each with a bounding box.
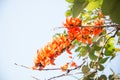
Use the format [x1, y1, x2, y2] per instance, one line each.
[86, 0, 103, 11]
[65, 10, 71, 17]
[78, 45, 90, 57]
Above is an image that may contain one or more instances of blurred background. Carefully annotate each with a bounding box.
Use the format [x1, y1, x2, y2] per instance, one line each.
[0, 0, 120, 80]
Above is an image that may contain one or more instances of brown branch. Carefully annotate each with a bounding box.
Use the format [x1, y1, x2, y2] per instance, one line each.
[53, 24, 119, 30]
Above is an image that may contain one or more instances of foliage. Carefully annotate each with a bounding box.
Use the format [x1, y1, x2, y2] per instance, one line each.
[23, 0, 120, 80]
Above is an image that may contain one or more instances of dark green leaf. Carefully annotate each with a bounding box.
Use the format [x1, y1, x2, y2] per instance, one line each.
[102, 0, 120, 24]
[72, 0, 89, 17]
[98, 63, 104, 71]
[110, 53, 116, 60]
[98, 75, 107, 80]
[89, 48, 97, 61]
[109, 75, 114, 80]
[89, 61, 97, 69]
[82, 65, 90, 75]
[75, 47, 81, 52]
[117, 36, 120, 44]
[82, 77, 90, 80]
[94, 45, 102, 51]
[117, 31, 120, 36]
[99, 57, 109, 64]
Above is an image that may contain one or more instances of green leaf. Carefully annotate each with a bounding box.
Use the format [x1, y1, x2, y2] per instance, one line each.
[89, 48, 97, 61]
[117, 36, 120, 44]
[104, 49, 114, 56]
[65, 10, 71, 17]
[109, 75, 113, 80]
[89, 61, 97, 69]
[98, 63, 104, 71]
[72, 39, 79, 45]
[72, 0, 89, 17]
[117, 31, 120, 36]
[99, 57, 109, 64]
[94, 45, 102, 51]
[82, 65, 90, 75]
[102, 0, 120, 24]
[104, 38, 115, 56]
[77, 45, 90, 57]
[98, 75, 107, 80]
[75, 47, 81, 52]
[66, 0, 74, 3]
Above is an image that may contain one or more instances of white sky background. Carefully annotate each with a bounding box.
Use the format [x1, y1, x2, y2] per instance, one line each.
[0, 0, 120, 80]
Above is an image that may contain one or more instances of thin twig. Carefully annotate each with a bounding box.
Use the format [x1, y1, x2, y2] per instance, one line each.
[14, 63, 31, 69]
[47, 60, 86, 80]
[31, 76, 41, 80]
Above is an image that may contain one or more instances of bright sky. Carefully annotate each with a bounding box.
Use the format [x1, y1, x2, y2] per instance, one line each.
[0, 0, 120, 80]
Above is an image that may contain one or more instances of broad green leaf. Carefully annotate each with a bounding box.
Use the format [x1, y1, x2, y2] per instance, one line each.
[86, 0, 103, 11]
[82, 65, 90, 75]
[72, 0, 89, 17]
[66, 0, 74, 3]
[99, 57, 109, 64]
[98, 75, 107, 80]
[104, 49, 115, 56]
[102, 0, 120, 24]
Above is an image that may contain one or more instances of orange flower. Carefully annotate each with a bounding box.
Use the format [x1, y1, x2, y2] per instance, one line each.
[70, 61, 77, 67]
[32, 34, 71, 70]
[66, 47, 72, 54]
[61, 63, 69, 72]
[63, 17, 82, 28]
[94, 19, 104, 26]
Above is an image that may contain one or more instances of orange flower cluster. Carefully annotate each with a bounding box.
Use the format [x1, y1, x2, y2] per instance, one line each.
[32, 17, 104, 71]
[63, 17, 104, 44]
[32, 34, 71, 70]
